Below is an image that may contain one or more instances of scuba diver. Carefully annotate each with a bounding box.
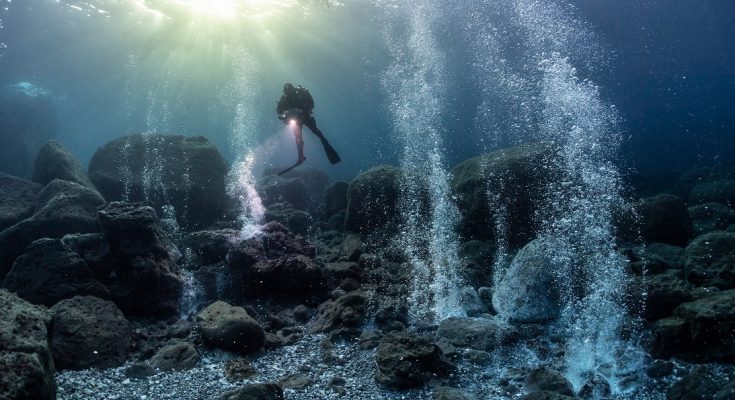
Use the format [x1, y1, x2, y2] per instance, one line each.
[277, 83, 340, 175]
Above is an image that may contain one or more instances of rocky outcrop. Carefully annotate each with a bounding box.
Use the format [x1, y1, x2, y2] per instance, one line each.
[264, 202, 312, 236]
[493, 239, 560, 323]
[324, 180, 349, 218]
[451, 142, 557, 247]
[32, 140, 95, 189]
[525, 367, 575, 397]
[217, 382, 284, 400]
[344, 165, 402, 233]
[0, 179, 104, 278]
[651, 290, 735, 362]
[259, 175, 311, 211]
[49, 296, 131, 370]
[186, 229, 238, 266]
[684, 231, 735, 289]
[0, 289, 55, 400]
[673, 166, 735, 201]
[637, 194, 693, 246]
[689, 179, 735, 207]
[98, 202, 183, 317]
[227, 222, 323, 301]
[311, 291, 367, 333]
[148, 341, 200, 372]
[375, 332, 454, 389]
[3, 238, 110, 306]
[688, 202, 735, 236]
[436, 317, 518, 351]
[88, 134, 229, 230]
[635, 271, 693, 321]
[196, 301, 265, 354]
[0, 173, 42, 232]
[666, 367, 718, 400]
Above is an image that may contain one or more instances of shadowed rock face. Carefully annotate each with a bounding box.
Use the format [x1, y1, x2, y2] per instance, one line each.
[88, 134, 229, 231]
[196, 301, 265, 354]
[344, 165, 402, 234]
[0, 173, 42, 232]
[375, 332, 454, 390]
[32, 140, 96, 190]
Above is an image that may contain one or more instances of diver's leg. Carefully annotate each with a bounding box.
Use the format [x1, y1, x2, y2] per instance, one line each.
[293, 123, 305, 163]
[303, 115, 326, 140]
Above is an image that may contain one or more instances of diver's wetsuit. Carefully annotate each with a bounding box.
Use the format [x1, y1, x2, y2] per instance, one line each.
[277, 84, 334, 163]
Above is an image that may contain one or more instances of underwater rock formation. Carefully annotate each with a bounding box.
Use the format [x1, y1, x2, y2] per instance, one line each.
[88, 134, 229, 230]
[49, 296, 131, 370]
[450, 142, 557, 247]
[263, 202, 312, 236]
[0, 179, 105, 278]
[186, 229, 238, 266]
[217, 382, 284, 400]
[324, 180, 349, 219]
[436, 317, 518, 351]
[689, 179, 735, 208]
[32, 140, 96, 190]
[636, 194, 693, 246]
[196, 301, 265, 354]
[375, 331, 454, 389]
[688, 202, 735, 236]
[0, 289, 55, 400]
[98, 202, 183, 317]
[344, 165, 401, 234]
[310, 290, 367, 334]
[684, 231, 735, 289]
[227, 222, 323, 301]
[259, 175, 312, 211]
[0, 173, 42, 232]
[148, 341, 200, 372]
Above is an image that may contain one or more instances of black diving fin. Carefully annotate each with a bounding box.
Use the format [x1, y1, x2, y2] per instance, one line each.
[320, 138, 341, 164]
[278, 158, 305, 176]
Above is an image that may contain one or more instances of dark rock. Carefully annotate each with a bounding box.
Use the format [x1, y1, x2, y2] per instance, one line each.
[327, 210, 347, 231]
[451, 142, 557, 247]
[493, 239, 560, 323]
[278, 373, 314, 390]
[0, 92, 57, 178]
[436, 317, 518, 351]
[666, 367, 718, 400]
[217, 382, 284, 400]
[690, 179, 735, 208]
[578, 374, 612, 400]
[49, 296, 131, 370]
[324, 180, 349, 217]
[3, 238, 109, 306]
[322, 261, 361, 289]
[375, 331, 454, 390]
[460, 240, 495, 288]
[344, 165, 402, 233]
[149, 341, 199, 372]
[645, 243, 687, 270]
[434, 387, 478, 400]
[98, 202, 183, 317]
[685, 231, 735, 289]
[32, 140, 95, 189]
[88, 134, 229, 230]
[0, 289, 55, 400]
[124, 362, 156, 379]
[0, 179, 104, 278]
[224, 358, 258, 382]
[264, 202, 312, 235]
[194, 262, 234, 302]
[311, 291, 367, 333]
[689, 203, 735, 236]
[260, 176, 311, 211]
[61, 233, 114, 280]
[0, 173, 42, 232]
[227, 222, 323, 300]
[293, 304, 314, 322]
[673, 166, 735, 201]
[651, 289, 735, 362]
[715, 381, 735, 400]
[525, 368, 575, 397]
[195, 301, 265, 354]
[186, 229, 238, 266]
[341, 234, 364, 261]
[634, 270, 693, 321]
[358, 330, 383, 349]
[637, 194, 693, 246]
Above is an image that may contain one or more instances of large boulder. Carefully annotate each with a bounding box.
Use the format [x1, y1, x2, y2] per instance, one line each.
[689, 179, 735, 208]
[451, 142, 557, 247]
[436, 317, 518, 351]
[218, 382, 284, 400]
[324, 180, 349, 218]
[88, 134, 229, 230]
[186, 229, 238, 266]
[196, 301, 265, 354]
[0, 289, 55, 400]
[344, 165, 401, 234]
[666, 367, 718, 400]
[375, 332, 454, 389]
[264, 202, 312, 236]
[227, 222, 323, 300]
[688, 203, 735, 236]
[684, 231, 735, 289]
[525, 367, 575, 397]
[310, 291, 367, 333]
[32, 140, 95, 189]
[650, 289, 735, 362]
[635, 270, 693, 321]
[637, 194, 693, 246]
[0, 91, 57, 178]
[148, 341, 200, 372]
[0, 173, 42, 232]
[493, 239, 561, 323]
[259, 175, 311, 211]
[98, 202, 183, 317]
[0, 179, 104, 278]
[3, 238, 110, 307]
[49, 296, 131, 370]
